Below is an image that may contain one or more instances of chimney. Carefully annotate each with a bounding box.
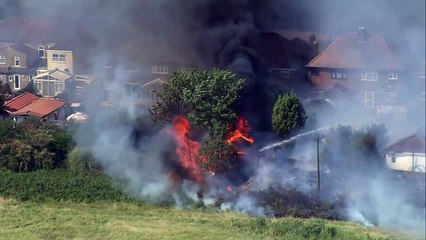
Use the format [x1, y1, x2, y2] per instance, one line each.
[309, 33, 319, 57]
[357, 25, 367, 43]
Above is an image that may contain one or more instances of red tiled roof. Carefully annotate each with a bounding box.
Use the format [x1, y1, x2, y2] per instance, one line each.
[3, 92, 39, 112]
[11, 99, 65, 118]
[385, 135, 426, 153]
[306, 32, 400, 71]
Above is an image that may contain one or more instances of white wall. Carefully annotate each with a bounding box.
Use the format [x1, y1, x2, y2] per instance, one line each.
[386, 152, 426, 173]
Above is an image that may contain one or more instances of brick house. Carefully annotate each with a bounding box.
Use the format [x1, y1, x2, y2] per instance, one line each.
[305, 27, 401, 110]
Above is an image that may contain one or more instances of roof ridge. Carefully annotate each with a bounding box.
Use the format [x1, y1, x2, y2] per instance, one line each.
[305, 36, 342, 68]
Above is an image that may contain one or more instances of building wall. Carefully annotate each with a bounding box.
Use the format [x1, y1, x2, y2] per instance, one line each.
[0, 47, 28, 68]
[308, 68, 401, 108]
[8, 74, 30, 92]
[46, 50, 74, 74]
[386, 152, 426, 173]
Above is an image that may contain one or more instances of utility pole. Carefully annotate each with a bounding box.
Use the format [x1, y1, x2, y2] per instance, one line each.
[315, 135, 324, 192]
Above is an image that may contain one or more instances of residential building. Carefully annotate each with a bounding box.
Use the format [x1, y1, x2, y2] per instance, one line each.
[0, 42, 43, 92]
[385, 134, 426, 173]
[45, 46, 74, 74]
[305, 26, 401, 110]
[257, 30, 333, 99]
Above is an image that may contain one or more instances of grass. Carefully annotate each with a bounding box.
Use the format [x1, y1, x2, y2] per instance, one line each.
[0, 198, 403, 240]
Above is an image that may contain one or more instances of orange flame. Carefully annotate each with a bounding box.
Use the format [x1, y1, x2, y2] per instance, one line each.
[226, 117, 254, 145]
[172, 116, 203, 182]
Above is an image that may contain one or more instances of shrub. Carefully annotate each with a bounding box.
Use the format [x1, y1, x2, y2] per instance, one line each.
[0, 170, 130, 202]
[66, 148, 97, 174]
[272, 92, 307, 137]
[0, 119, 74, 172]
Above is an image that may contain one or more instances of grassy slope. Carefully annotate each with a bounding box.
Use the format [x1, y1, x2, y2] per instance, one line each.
[0, 198, 403, 240]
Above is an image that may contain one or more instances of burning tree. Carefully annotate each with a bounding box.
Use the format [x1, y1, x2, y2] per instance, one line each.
[150, 69, 244, 139]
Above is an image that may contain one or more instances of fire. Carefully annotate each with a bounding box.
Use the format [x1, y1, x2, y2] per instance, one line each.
[172, 116, 203, 182]
[226, 117, 254, 145]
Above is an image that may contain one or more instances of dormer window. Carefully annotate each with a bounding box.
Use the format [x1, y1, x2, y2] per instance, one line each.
[38, 46, 45, 58]
[14, 56, 20, 67]
[361, 71, 377, 81]
[152, 65, 169, 74]
[388, 72, 398, 80]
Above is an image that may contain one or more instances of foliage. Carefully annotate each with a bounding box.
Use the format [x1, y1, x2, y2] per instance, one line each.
[150, 69, 245, 139]
[0, 169, 129, 202]
[272, 92, 307, 137]
[66, 148, 97, 174]
[199, 138, 239, 173]
[0, 118, 74, 172]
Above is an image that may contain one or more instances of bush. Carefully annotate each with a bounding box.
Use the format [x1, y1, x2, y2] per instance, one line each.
[0, 119, 74, 172]
[0, 170, 130, 202]
[66, 148, 97, 174]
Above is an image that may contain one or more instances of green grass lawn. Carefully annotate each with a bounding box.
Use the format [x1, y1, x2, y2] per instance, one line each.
[0, 198, 408, 240]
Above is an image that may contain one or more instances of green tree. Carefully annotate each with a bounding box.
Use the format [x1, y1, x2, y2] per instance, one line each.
[150, 69, 244, 139]
[272, 92, 307, 137]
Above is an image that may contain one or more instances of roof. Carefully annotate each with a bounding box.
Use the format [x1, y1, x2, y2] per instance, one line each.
[0, 16, 58, 43]
[3, 92, 39, 112]
[34, 69, 73, 81]
[306, 32, 400, 71]
[257, 32, 311, 69]
[385, 134, 426, 153]
[274, 29, 333, 52]
[11, 99, 65, 118]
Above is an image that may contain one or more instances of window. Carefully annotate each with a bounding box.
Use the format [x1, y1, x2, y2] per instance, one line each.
[29, 74, 33, 81]
[8, 75, 12, 82]
[331, 70, 347, 79]
[388, 72, 398, 80]
[391, 153, 396, 164]
[361, 71, 378, 81]
[363, 91, 375, 108]
[54, 81, 64, 95]
[385, 92, 398, 102]
[152, 65, 169, 74]
[311, 69, 319, 76]
[35, 80, 43, 93]
[14, 56, 20, 67]
[52, 54, 66, 62]
[0, 56, 5, 64]
[14, 75, 20, 89]
[38, 46, 45, 58]
[281, 70, 291, 79]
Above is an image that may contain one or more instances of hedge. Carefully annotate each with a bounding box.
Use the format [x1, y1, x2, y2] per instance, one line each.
[0, 169, 131, 202]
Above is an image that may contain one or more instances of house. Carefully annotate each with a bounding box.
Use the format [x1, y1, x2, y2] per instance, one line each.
[0, 42, 44, 92]
[257, 30, 333, 99]
[305, 26, 401, 110]
[384, 134, 426, 173]
[2, 92, 65, 122]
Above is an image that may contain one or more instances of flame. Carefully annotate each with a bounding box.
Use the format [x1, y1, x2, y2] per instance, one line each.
[226, 117, 254, 145]
[172, 116, 203, 182]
